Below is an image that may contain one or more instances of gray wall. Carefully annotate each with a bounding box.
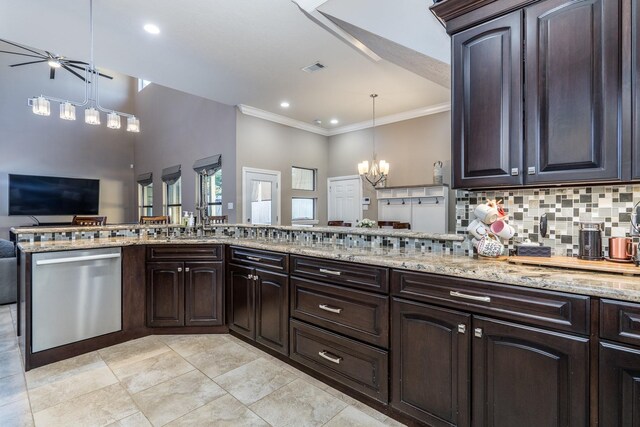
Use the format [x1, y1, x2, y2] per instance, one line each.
[0, 52, 137, 238]
[327, 111, 453, 229]
[236, 113, 329, 225]
[133, 84, 237, 223]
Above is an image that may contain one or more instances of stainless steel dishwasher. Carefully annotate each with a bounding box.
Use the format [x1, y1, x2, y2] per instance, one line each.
[31, 247, 122, 352]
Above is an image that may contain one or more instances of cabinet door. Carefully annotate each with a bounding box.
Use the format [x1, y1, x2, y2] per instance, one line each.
[600, 341, 640, 426]
[255, 269, 289, 355]
[391, 298, 470, 427]
[634, 0, 640, 180]
[524, 0, 621, 184]
[472, 317, 589, 427]
[227, 264, 255, 339]
[452, 11, 523, 189]
[184, 262, 223, 326]
[146, 262, 184, 327]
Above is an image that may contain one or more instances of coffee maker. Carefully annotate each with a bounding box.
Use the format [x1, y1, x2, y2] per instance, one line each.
[578, 221, 604, 260]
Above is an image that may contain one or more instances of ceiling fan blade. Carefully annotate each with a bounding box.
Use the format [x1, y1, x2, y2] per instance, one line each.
[97, 71, 113, 80]
[0, 50, 45, 59]
[50, 67, 55, 79]
[67, 64, 113, 80]
[61, 64, 87, 82]
[0, 38, 45, 57]
[9, 59, 48, 67]
[65, 60, 89, 65]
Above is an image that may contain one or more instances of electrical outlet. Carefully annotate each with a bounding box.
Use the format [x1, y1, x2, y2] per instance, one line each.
[227, 202, 234, 210]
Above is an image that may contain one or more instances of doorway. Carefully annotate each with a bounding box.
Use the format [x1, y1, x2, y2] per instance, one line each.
[242, 167, 281, 225]
[327, 175, 363, 225]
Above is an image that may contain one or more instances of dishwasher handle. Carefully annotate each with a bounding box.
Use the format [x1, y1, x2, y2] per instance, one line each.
[35, 253, 121, 266]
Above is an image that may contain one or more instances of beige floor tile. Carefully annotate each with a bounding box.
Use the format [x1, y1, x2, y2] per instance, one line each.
[29, 365, 119, 413]
[133, 370, 226, 426]
[250, 378, 347, 427]
[0, 373, 28, 406]
[383, 416, 408, 427]
[0, 348, 23, 379]
[186, 340, 260, 379]
[157, 334, 229, 358]
[214, 357, 297, 405]
[113, 350, 195, 394]
[0, 398, 34, 427]
[0, 332, 18, 353]
[166, 393, 268, 427]
[106, 411, 152, 427]
[32, 383, 138, 427]
[350, 400, 388, 422]
[324, 387, 359, 406]
[99, 336, 171, 371]
[323, 406, 389, 427]
[25, 351, 104, 390]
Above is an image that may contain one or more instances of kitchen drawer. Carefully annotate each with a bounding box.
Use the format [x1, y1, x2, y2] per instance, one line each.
[392, 270, 589, 335]
[291, 256, 389, 293]
[228, 246, 288, 272]
[291, 277, 389, 348]
[147, 245, 222, 261]
[601, 299, 640, 347]
[289, 319, 388, 403]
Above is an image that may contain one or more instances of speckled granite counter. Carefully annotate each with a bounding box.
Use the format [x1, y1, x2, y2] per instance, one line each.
[16, 236, 640, 303]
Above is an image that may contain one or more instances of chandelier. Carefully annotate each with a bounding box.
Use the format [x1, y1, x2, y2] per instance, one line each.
[357, 94, 388, 187]
[26, 0, 140, 132]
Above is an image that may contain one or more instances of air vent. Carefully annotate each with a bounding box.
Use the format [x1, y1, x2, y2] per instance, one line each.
[302, 62, 325, 73]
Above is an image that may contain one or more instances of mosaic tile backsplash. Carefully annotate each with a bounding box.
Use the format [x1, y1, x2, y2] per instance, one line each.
[455, 184, 640, 256]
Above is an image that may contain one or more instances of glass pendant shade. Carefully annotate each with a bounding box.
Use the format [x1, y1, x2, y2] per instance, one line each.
[357, 94, 389, 187]
[126, 116, 140, 133]
[85, 107, 100, 125]
[32, 96, 51, 116]
[106, 112, 121, 129]
[59, 102, 76, 120]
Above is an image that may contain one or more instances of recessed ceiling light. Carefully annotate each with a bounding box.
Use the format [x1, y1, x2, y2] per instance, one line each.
[314, 119, 322, 125]
[144, 24, 160, 34]
[330, 119, 339, 125]
[280, 101, 290, 108]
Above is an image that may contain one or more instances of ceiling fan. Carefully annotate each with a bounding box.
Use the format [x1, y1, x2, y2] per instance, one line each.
[0, 38, 112, 81]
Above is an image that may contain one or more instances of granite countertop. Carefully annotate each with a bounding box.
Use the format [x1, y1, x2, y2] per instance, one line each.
[17, 236, 640, 303]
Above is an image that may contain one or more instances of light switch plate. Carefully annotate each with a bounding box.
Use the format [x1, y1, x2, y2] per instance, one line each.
[227, 202, 234, 210]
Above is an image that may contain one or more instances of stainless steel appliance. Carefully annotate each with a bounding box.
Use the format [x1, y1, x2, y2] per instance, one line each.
[578, 222, 604, 261]
[31, 247, 122, 352]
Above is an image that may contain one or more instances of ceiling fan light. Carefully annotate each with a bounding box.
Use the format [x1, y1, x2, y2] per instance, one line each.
[31, 96, 50, 116]
[126, 116, 140, 133]
[59, 102, 76, 120]
[85, 107, 100, 125]
[106, 112, 121, 129]
[47, 60, 61, 68]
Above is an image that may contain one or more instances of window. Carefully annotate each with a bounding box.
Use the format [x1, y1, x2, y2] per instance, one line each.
[165, 178, 182, 223]
[137, 79, 152, 92]
[199, 169, 223, 216]
[292, 167, 316, 191]
[292, 197, 316, 221]
[138, 183, 153, 217]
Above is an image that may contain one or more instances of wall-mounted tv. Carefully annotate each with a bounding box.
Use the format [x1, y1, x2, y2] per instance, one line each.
[8, 174, 100, 216]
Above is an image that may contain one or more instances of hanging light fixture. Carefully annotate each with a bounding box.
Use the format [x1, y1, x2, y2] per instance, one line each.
[357, 94, 389, 188]
[23, 0, 140, 132]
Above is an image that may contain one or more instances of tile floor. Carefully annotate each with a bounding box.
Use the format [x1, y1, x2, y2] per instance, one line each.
[0, 304, 406, 427]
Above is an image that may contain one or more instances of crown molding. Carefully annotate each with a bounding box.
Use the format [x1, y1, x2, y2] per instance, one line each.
[237, 101, 451, 138]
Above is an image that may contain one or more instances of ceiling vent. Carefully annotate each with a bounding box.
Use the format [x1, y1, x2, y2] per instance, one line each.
[302, 62, 325, 73]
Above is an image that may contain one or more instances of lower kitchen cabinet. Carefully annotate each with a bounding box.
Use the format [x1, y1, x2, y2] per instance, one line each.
[147, 262, 184, 327]
[228, 264, 255, 337]
[599, 341, 640, 426]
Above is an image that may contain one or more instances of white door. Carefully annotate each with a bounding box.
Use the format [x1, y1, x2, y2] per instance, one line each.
[328, 175, 362, 225]
[243, 168, 281, 225]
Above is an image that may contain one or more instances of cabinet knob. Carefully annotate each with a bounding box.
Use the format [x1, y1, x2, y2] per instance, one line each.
[474, 328, 483, 338]
[177, 267, 183, 272]
[185, 267, 190, 272]
[458, 324, 466, 334]
[527, 166, 536, 175]
[510, 168, 519, 176]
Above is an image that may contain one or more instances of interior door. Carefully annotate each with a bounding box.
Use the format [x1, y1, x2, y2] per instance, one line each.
[244, 169, 279, 225]
[328, 176, 362, 225]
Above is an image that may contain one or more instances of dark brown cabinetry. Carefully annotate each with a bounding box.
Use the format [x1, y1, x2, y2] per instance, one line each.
[634, 0, 640, 180]
[227, 247, 289, 355]
[146, 245, 224, 328]
[599, 341, 640, 426]
[452, 11, 523, 188]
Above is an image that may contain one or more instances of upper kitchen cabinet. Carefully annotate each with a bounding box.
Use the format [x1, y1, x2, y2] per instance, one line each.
[524, 0, 622, 185]
[452, 11, 523, 188]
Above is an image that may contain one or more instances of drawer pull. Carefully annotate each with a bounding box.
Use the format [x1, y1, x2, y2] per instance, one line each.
[319, 304, 342, 314]
[450, 291, 491, 303]
[318, 350, 342, 364]
[247, 256, 262, 262]
[319, 268, 342, 276]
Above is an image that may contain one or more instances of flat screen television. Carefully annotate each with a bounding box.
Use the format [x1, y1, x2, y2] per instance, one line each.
[8, 174, 100, 216]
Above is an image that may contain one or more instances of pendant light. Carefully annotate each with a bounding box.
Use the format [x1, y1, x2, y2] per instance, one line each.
[357, 94, 389, 188]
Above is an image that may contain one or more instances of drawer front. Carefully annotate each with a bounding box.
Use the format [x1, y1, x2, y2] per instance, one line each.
[392, 270, 589, 335]
[228, 246, 288, 272]
[601, 299, 640, 346]
[147, 245, 222, 261]
[291, 277, 389, 348]
[289, 319, 389, 403]
[291, 256, 389, 293]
